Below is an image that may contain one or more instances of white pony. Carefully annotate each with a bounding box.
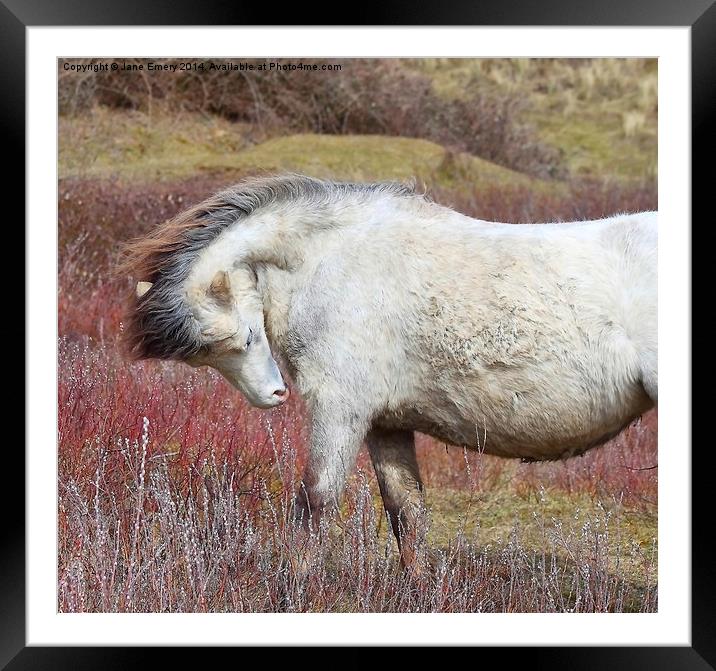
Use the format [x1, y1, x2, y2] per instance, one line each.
[122, 174, 657, 568]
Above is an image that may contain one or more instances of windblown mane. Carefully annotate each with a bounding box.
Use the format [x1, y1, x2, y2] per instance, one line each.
[118, 173, 419, 361]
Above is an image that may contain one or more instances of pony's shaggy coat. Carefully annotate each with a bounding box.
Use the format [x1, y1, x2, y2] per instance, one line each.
[121, 174, 657, 562]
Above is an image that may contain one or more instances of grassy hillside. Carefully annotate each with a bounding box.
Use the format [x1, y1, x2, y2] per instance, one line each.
[59, 108, 536, 191]
[59, 58, 656, 185]
[410, 58, 657, 180]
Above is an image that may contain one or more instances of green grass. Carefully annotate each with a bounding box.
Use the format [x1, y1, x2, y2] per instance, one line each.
[229, 134, 535, 187]
[59, 108, 538, 192]
[407, 58, 657, 180]
[59, 108, 254, 181]
[527, 108, 656, 180]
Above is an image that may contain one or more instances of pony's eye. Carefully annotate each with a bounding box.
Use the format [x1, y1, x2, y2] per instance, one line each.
[246, 328, 254, 348]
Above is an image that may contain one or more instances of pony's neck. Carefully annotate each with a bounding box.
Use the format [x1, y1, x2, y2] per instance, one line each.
[253, 261, 298, 351]
[186, 197, 355, 349]
[189, 197, 348, 283]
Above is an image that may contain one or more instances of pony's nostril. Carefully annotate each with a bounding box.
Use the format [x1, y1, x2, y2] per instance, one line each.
[273, 386, 290, 402]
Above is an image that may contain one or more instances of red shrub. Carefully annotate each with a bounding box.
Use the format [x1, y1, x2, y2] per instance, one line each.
[57, 174, 657, 613]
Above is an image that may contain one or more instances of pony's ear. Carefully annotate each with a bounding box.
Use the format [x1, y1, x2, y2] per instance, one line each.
[208, 270, 233, 307]
[136, 281, 153, 298]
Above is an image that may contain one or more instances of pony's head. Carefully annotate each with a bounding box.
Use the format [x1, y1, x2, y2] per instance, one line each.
[118, 177, 300, 409]
[119, 174, 416, 407]
[132, 267, 289, 408]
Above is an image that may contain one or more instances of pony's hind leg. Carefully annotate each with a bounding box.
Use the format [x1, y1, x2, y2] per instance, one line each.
[366, 428, 427, 572]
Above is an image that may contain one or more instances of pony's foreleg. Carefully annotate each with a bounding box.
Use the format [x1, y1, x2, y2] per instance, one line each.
[366, 428, 427, 573]
[288, 405, 366, 575]
[290, 402, 367, 573]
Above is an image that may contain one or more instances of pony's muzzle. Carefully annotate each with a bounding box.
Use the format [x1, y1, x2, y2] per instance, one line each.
[273, 386, 290, 404]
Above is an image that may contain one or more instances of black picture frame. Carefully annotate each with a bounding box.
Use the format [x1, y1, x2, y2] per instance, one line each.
[8, 0, 707, 667]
